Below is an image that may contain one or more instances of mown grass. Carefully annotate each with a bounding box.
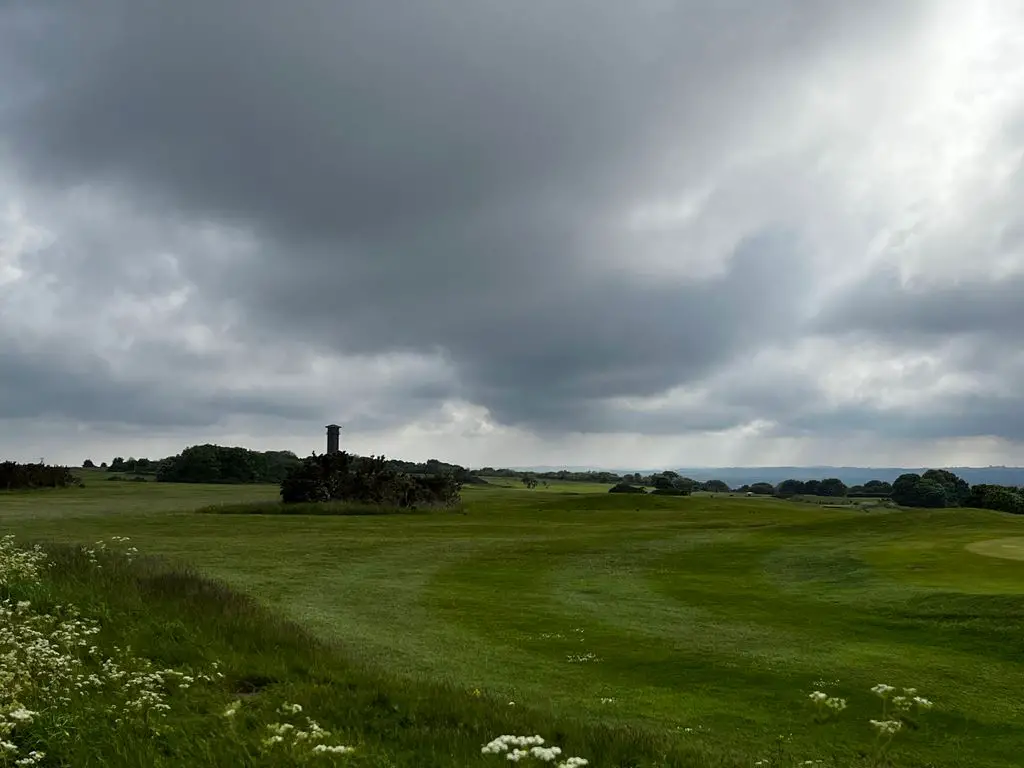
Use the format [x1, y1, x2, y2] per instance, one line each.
[1, 537, 741, 767]
[195, 500, 464, 516]
[2, 481, 1023, 766]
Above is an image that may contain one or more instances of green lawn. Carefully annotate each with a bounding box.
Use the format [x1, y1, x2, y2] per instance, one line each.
[2, 479, 1023, 766]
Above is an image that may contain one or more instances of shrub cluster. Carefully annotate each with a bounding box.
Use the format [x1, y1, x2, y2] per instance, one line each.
[280, 452, 462, 507]
[607, 483, 646, 495]
[0, 462, 80, 491]
[965, 483, 1024, 515]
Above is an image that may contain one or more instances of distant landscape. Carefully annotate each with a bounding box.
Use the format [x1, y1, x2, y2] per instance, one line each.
[2, 449, 1023, 768]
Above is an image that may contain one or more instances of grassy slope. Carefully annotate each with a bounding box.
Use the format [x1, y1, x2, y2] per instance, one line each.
[6, 542, 704, 768]
[3, 479, 1024, 766]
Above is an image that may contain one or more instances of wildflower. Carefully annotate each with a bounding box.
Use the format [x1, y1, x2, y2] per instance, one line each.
[223, 701, 241, 718]
[530, 745, 562, 762]
[482, 735, 588, 768]
[825, 696, 846, 711]
[870, 683, 895, 698]
[869, 719, 902, 736]
[312, 744, 354, 754]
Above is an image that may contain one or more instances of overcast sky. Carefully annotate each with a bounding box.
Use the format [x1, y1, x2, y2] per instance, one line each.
[3, 1, 1024, 470]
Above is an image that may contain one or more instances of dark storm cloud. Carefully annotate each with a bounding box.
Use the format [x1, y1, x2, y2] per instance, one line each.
[0, 0, 926, 433]
[776, 395, 1024, 442]
[814, 268, 1024, 342]
[0, 335, 318, 427]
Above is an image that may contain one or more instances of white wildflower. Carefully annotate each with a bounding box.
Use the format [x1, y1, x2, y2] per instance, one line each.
[869, 719, 903, 735]
[312, 744, 354, 754]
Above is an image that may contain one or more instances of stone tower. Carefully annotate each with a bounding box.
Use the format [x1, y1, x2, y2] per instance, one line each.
[326, 424, 341, 455]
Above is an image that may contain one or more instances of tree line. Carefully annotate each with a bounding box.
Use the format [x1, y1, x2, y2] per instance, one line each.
[82, 446, 304, 485]
[1, 461, 81, 491]
[47, 452, 1024, 516]
[82, 446, 482, 488]
[599, 467, 1022, 515]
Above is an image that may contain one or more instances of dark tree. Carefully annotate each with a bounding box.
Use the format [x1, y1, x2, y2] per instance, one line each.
[966, 484, 1024, 515]
[891, 473, 947, 508]
[82, 459, 96, 468]
[817, 478, 848, 497]
[921, 469, 971, 506]
[1, 462, 80, 491]
[775, 479, 806, 496]
[702, 479, 730, 493]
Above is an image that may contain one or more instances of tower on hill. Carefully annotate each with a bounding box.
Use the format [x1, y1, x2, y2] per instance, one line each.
[326, 424, 341, 455]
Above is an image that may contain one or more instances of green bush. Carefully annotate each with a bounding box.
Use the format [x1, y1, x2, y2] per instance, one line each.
[608, 483, 646, 494]
[280, 452, 462, 507]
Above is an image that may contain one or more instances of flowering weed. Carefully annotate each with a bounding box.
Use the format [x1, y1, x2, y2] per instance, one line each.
[481, 734, 589, 767]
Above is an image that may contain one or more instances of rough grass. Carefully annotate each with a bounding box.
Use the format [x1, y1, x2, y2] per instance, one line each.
[3, 481, 1023, 766]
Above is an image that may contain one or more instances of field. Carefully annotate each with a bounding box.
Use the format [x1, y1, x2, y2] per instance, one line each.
[2, 478, 1023, 766]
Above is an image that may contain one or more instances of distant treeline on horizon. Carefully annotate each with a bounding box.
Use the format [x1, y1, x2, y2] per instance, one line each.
[7, 447, 1023, 514]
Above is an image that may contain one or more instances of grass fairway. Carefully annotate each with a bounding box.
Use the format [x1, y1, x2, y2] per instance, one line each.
[3, 479, 1024, 766]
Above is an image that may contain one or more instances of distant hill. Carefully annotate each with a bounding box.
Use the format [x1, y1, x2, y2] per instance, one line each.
[670, 466, 1024, 488]
[506, 465, 1024, 488]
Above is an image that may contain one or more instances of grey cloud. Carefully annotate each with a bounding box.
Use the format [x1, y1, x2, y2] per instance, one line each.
[6, 0, 859, 431]
[6, 2, 918, 242]
[814, 269, 1024, 342]
[0, 334, 320, 428]
[776, 395, 1024, 442]
[9, 0, 1016, 450]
